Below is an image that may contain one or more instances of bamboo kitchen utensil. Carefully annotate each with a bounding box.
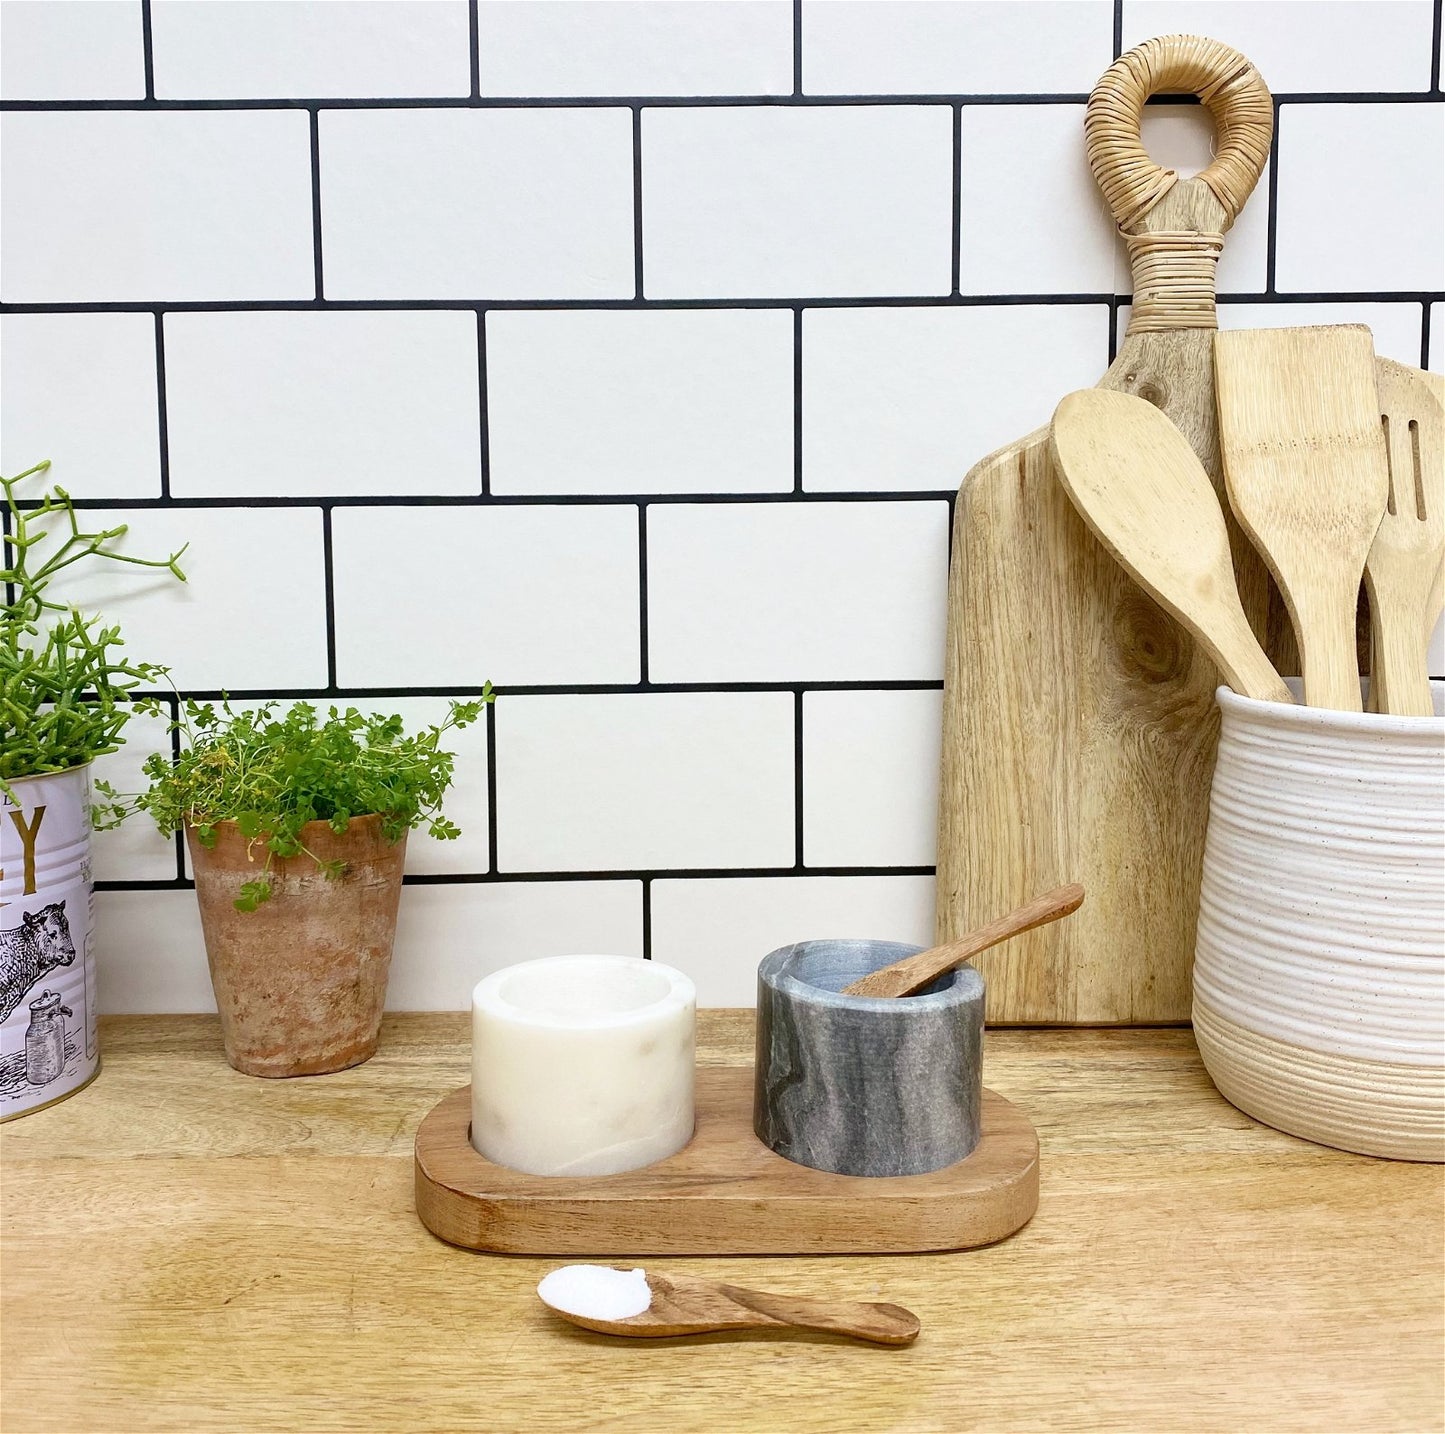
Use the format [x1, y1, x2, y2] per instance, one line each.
[537, 1265, 921, 1345]
[1364, 358, 1445, 717]
[1051, 390, 1292, 704]
[840, 884, 1085, 1000]
[938, 35, 1275, 1023]
[1214, 325, 1390, 712]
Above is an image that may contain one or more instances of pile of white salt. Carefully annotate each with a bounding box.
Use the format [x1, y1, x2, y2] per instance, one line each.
[537, 1264, 652, 1321]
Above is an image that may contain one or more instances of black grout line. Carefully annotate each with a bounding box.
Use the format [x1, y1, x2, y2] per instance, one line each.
[637, 505, 649, 684]
[320, 506, 338, 691]
[793, 0, 803, 97]
[124, 680, 947, 700]
[793, 691, 805, 870]
[308, 109, 324, 300]
[1424, 301, 1434, 371]
[153, 313, 171, 498]
[1106, 297, 1120, 365]
[792, 307, 804, 493]
[1265, 98, 1281, 296]
[641, 877, 652, 960]
[167, 691, 185, 882]
[140, 0, 155, 102]
[47, 489, 960, 510]
[476, 310, 490, 496]
[1433, 0, 1443, 93]
[469, 0, 481, 101]
[485, 699, 498, 876]
[1112, 0, 1123, 60]
[951, 104, 962, 296]
[631, 107, 644, 300]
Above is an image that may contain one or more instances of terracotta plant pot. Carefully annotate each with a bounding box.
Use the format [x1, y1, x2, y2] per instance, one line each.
[186, 815, 407, 1078]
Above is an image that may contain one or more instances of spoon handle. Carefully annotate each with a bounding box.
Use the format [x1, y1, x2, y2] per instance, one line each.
[841, 884, 1085, 999]
[717, 1283, 920, 1346]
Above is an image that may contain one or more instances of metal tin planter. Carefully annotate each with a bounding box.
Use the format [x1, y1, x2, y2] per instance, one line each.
[1, 765, 98, 1121]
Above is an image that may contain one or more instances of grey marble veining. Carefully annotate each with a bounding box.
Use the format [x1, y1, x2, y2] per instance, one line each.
[753, 939, 984, 1178]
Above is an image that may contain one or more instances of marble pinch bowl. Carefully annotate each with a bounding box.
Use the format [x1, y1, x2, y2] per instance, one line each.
[754, 939, 985, 1177]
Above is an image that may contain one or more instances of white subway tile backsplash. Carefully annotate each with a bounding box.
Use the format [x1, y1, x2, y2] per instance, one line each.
[1431, 304, 1442, 372]
[803, 1, 1114, 96]
[163, 311, 481, 498]
[1275, 103, 1445, 294]
[150, 0, 471, 99]
[1, 313, 160, 497]
[0, 111, 314, 302]
[651, 874, 936, 1005]
[647, 502, 950, 681]
[319, 107, 635, 300]
[1122, 1, 1435, 93]
[0, 0, 144, 100]
[642, 106, 954, 298]
[95, 891, 214, 1014]
[477, 1, 792, 98]
[803, 305, 1107, 491]
[494, 693, 795, 873]
[802, 689, 942, 868]
[387, 882, 645, 1010]
[1218, 302, 1428, 368]
[331, 505, 640, 688]
[55, 506, 328, 691]
[958, 105, 1117, 295]
[90, 708, 178, 883]
[486, 309, 794, 495]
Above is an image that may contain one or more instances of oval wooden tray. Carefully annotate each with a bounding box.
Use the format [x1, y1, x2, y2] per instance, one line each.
[415, 1065, 1039, 1255]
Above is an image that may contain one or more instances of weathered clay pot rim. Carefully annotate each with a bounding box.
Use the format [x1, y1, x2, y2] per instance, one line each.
[185, 812, 397, 838]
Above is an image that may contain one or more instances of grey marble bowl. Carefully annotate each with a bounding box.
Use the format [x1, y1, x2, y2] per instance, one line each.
[753, 939, 985, 1177]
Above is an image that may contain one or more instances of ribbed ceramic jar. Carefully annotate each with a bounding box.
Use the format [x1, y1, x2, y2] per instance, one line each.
[1192, 684, 1445, 1161]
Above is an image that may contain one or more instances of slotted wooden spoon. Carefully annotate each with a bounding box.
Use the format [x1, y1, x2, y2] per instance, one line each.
[1214, 325, 1390, 711]
[1049, 388, 1292, 704]
[540, 1268, 920, 1346]
[1365, 358, 1444, 716]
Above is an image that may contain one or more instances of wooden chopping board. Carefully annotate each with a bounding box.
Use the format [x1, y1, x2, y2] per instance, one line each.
[937, 35, 1280, 1024]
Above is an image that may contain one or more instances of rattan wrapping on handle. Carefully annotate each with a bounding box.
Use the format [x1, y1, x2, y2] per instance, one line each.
[1085, 34, 1273, 232]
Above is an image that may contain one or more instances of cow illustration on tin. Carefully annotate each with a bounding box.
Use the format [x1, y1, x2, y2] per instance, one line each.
[0, 902, 77, 1023]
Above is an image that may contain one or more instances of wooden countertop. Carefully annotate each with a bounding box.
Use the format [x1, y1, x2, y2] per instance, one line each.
[2, 1014, 1441, 1433]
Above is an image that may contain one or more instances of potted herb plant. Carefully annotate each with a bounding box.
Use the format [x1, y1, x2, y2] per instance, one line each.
[1, 462, 185, 1120]
[97, 695, 490, 1077]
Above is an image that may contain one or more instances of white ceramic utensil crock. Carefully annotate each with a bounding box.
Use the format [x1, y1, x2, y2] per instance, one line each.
[1192, 683, 1445, 1161]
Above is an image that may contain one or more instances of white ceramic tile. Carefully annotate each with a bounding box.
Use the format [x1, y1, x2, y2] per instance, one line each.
[331, 505, 640, 687]
[53, 506, 328, 691]
[0, 0, 144, 100]
[494, 693, 794, 872]
[1, 313, 160, 497]
[802, 689, 942, 867]
[647, 502, 950, 681]
[95, 890, 214, 1013]
[1275, 103, 1445, 294]
[959, 105, 1117, 295]
[1431, 614, 1444, 681]
[651, 874, 936, 1005]
[803, 305, 1107, 491]
[0, 111, 314, 303]
[319, 107, 634, 300]
[150, 0, 470, 99]
[387, 881, 645, 1010]
[477, 1, 792, 97]
[1430, 302, 1442, 373]
[803, 0, 1113, 96]
[1128, 105, 1270, 293]
[1122, 2, 1434, 93]
[642, 106, 953, 298]
[1218, 302, 1428, 368]
[90, 707, 179, 883]
[163, 311, 481, 499]
[486, 309, 793, 496]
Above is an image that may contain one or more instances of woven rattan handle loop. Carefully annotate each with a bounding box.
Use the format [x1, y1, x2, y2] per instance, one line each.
[1085, 35, 1272, 231]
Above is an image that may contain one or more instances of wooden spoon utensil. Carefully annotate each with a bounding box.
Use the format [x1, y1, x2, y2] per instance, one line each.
[1214, 325, 1390, 712]
[539, 1266, 920, 1346]
[1364, 358, 1444, 717]
[1049, 389, 1292, 704]
[841, 884, 1084, 999]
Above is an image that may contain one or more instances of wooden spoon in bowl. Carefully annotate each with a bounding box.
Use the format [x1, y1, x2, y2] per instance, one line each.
[841, 884, 1085, 999]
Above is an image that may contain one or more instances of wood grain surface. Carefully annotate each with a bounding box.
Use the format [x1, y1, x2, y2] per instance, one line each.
[3, 1014, 1441, 1434]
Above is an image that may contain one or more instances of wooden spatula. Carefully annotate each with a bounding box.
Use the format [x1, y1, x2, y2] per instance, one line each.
[1050, 389, 1292, 704]
[1214, 326, 1390, 711]
[1364, 358, 1444, 717]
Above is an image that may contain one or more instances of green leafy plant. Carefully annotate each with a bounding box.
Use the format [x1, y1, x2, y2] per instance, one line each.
[2, 461, 186, 789]
[96, 694, 492, 911]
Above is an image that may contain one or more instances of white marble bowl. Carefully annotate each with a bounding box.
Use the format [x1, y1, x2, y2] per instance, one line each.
[1192, 684, 1445, 1161]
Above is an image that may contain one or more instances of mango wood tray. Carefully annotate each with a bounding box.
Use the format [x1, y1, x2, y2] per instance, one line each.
[414, 1066, 1039, 1255]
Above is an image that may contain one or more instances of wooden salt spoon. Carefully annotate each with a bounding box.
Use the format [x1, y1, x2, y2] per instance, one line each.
[842, 884, 1085, 999]
[538, 1265, 919, 1346]
[1050, 388, 1292, 705]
